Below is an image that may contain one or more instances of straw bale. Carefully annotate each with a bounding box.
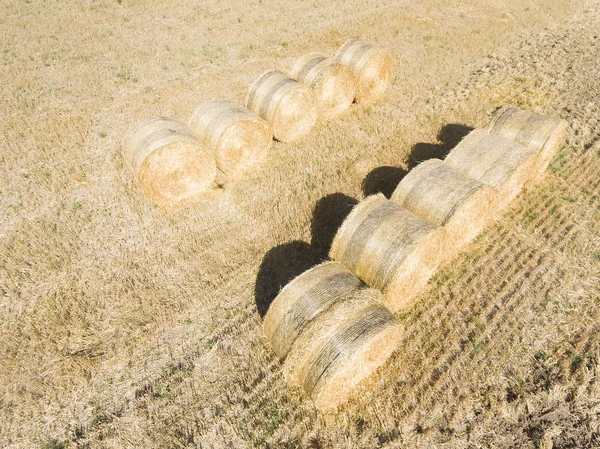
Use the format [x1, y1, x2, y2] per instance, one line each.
[246, 70, 318, 142]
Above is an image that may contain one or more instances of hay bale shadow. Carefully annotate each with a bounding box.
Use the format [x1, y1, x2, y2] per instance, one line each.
[310, 193, 359, 258]
[408, 123, 474, 169]
[361, 166, 408, 198]
[254, 241, 322, 317]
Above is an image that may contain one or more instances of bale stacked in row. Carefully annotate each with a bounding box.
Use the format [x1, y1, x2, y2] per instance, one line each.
[489, 106, 568, 178]
[390, 159, 497, 251]
[290, 53, 357, 119]
[335, 39, 393, 104]
[264, 262, 402, 410]
[122, 116, 216, 206]
[189, 99, 272, 178]
[329, 194, 447, 313]
[246, 70, 319, 142]
[444, 128, 538, 211]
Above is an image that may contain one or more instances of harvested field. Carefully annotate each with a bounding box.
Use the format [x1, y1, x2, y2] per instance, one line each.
[1, 0, 599, 448]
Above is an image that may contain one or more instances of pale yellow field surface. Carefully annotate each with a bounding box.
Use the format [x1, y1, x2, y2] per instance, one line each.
[1, 0, 599, 447]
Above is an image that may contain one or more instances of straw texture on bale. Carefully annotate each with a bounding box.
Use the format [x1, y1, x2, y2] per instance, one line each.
[330, 194, 447, 313]
[335, 39, 393, 104]
[246, 70, 318, 142]
[391, 158, 497, 249]
[188, 99, 272, 178]
[290, 53, 357, 119]
[489, 106, 568, 177]
[263, 261, 364, 359]
[283, 288, 401, 410]
[122, 116, 216, 205]
[445, 128, 538, 211]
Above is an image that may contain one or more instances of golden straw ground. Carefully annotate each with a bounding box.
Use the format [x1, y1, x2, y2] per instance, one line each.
[335, 39, 393, 104]
[488, 106, 567, 178]
[290, 53, 357, 119]
[445, 128, 539, 211]
[188, 99, 272, 178]
[282, 287, 401, 410]
[330, 194, 447, 313]
[122, 116, 216, 205]
[391, 158, 497, 251]
[246, 70, 318, 142]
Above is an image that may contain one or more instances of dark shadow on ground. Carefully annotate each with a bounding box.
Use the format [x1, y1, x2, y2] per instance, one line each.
[254, 241, 323, 318]
[408, 123, 474, 169]
[311, 193, 359, 258]
[362, 166, 408, 198]
[254, 193, 358, 317]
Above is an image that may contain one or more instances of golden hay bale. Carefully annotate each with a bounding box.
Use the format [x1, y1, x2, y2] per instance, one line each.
[290, 53, 357, 119]
[188, 99, 273, 178]
[329, 194, 447, 313]
[284, 287, 401, 410]
[488, 106, 568, 178]
[245, 70, 318, 142]
[263, 261, 364, 359]
[335, 39, 393, 104]
[122, 116, 216, 205]
[391, 158, 497, 250]
[445, 128, 538, 211]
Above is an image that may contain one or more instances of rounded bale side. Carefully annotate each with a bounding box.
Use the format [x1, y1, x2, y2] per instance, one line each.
[263, 261, 364, 359]
[246, 70, 318, 142]
[294, 300, 401, 410]
[488, 106, 568, 178]
[390, 158, 497, 250]
[283, 288, 402, 410]
[335, 39, 393, 104]
[445, 128, 538, 211]
[329, 194, 447, 313]
[122, 116, 216, 205]
[290, 53, 357, 119]
[189, 99, 273, 178]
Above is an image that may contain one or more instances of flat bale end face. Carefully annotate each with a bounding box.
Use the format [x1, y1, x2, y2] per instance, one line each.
[383, 225, 448, 313]
[138, 141, 216, 206]
[216, 116, 272, 178]
[272, 83, 319, 142]
[314, 63, 357, 119]
[354, 49, 393, 104]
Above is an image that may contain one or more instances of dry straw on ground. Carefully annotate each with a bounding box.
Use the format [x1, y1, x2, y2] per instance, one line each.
[188, 99, 272, 178]
[283, 287, 401, 410]
[290, 53, 357, 119]
[122, 116, 216, 205]
[335, 39, 393, 104]
[263, 261, 364, 359]
[488, 106, 568, 177]
[391, 158, 497, 250]
[246, 70, 318, 142]
[330, 194, 447, 313]
[445, 128, 539, 211]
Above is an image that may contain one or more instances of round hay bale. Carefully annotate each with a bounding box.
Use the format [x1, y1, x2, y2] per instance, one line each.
[488, 106, 568, 178]
[284, 289, 401, 410]
[329, 194, 447, 313]
[445, 128, 538, 211]
[245, 70, 318, 142]
[391, 158, 497, 249]
[188, 99, 273, 178]
[335, 39, 393, 104]
[263, 261, 364, 359]
[122, 116, 216, 205]
[290, 53, 357, 119]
